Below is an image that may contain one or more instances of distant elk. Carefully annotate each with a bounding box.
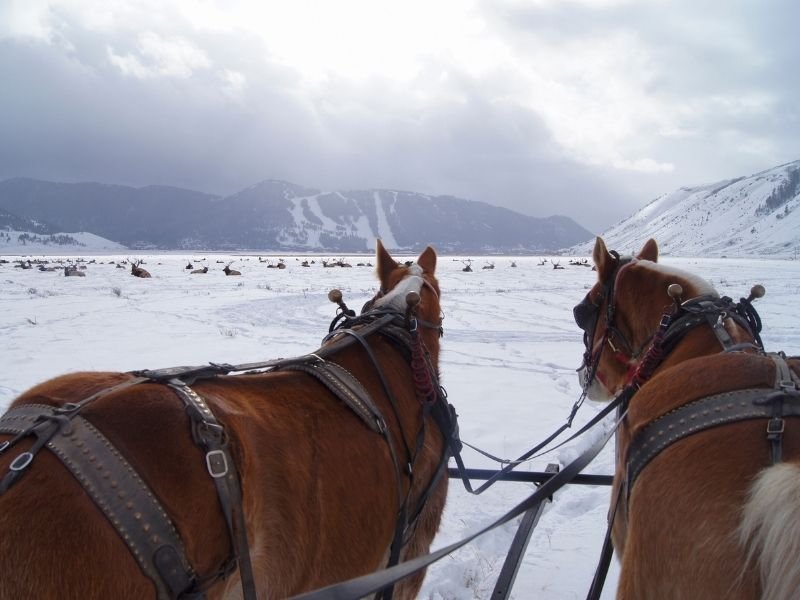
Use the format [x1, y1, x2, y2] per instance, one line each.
[191, 266, 208, 274]
[64, 266, 85, 277]
[130, 260, 151, 278]
[552, 260, 565, 270]
[223, 263, 241, 276]
[185, 262, 193, 270]
[461, 259, 473, 272]
[483, 262, 495, 270]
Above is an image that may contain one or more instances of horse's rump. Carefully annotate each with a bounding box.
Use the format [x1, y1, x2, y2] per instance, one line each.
[616, 353, 800, 598]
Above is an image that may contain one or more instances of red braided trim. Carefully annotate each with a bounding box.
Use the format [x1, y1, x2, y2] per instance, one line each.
[629, 328, 666, 388]
[410, 333, 437, 403]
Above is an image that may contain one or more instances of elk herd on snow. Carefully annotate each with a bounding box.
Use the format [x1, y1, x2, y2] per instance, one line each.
[0, 254, 596, 279]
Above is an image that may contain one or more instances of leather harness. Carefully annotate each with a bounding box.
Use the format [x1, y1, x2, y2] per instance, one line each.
[626, 353, 800, 495]
[0, 306, 459, 600]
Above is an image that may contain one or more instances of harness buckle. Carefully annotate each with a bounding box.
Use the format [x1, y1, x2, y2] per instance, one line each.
[9, 451, 34, 472]
[205, 450, 229, 478]
[408, 317, 418, 333]
[0, 441, 9, 454]
[767, 418, 785, 436]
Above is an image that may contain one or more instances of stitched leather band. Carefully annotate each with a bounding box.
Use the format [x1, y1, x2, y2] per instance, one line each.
[281, 360, 388, 434]
[627, 387, 800, 492]
[0, 404, 195, 600]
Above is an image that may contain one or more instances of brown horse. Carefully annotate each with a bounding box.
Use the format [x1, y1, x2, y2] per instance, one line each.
[575, 237, 800, 599]
[0, 241, 451, 599]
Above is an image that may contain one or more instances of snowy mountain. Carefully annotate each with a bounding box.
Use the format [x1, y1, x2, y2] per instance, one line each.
[571, 160, 800, 257]
[0, 178, 591, 253]
[0, 229, 125, 254]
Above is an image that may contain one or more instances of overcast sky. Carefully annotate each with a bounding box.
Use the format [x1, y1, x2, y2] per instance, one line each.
[1, 0, 798, 232]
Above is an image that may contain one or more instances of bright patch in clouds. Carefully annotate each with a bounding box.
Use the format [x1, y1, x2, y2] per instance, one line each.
[213, 0, 492, 85]
[108, 32, 211, 79]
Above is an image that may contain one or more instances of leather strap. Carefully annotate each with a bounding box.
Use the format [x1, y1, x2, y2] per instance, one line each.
[168, 380, 257, 600]
[627, 372, 800, 493]
[0, 404, 196, 600]
[281, 360, 388, 435]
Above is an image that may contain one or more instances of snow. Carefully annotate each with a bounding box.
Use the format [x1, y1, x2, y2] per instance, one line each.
[572, 161, 800, 258]
[1, 251, 799, 599]
[0, 230, 126, 253]
[374, 191, 400, 248]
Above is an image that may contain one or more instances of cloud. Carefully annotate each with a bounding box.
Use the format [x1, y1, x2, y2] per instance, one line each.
[0, 0, 798, 232]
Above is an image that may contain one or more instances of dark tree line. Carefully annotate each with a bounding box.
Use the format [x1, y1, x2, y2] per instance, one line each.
[755, 167, 800, 216]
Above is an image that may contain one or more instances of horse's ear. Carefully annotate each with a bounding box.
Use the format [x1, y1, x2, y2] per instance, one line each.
[376, 239, 397, 288]
[593, 237, 617, 281]
[417, 246, 437, 274]
[637, 238, 658, 262]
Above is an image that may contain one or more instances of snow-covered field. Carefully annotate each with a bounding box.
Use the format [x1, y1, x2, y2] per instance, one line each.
[1, 251, 798, 599]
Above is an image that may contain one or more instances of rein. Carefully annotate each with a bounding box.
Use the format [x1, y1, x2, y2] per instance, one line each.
[291, 401, 628, 600]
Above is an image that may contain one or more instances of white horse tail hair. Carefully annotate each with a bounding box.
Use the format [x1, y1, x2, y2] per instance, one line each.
[739, 463, 800, 600]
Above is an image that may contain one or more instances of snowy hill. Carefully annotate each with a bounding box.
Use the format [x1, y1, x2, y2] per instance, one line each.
[570, 160, 800, 257]
[0, 229, 126, 254]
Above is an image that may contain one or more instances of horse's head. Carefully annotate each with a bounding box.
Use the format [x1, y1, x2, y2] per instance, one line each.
[374, 239, 442, 359]
[574, 237, 718, 400]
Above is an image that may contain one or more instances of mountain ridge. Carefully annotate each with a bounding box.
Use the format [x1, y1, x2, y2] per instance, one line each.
[0, 177, 592, 253]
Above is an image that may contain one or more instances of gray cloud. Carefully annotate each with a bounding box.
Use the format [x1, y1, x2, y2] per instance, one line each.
[1, 1, 797, 233]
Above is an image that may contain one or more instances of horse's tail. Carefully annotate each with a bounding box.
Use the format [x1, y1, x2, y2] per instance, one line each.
[739, 462, 800, 600]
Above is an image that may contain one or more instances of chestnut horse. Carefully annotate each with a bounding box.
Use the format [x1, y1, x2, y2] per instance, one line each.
[0, 241, 451, 599]
[575, 237, 800, 599]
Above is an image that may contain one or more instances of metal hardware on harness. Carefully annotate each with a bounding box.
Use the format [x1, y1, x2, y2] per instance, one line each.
[8, 451, 33, 471]
[206, 449, 229, 478]
[767, 419, 785, 434]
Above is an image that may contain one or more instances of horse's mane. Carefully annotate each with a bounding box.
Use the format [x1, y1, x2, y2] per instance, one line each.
[638, 259, 718, 298]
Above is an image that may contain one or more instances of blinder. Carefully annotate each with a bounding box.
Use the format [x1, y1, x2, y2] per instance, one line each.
[573, 293, 600, 339]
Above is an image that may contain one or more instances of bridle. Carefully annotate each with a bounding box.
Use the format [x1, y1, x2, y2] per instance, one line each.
[574, 252, 766, 397]
[347, 266, 444, 338]
[573, 252, 636, 391]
